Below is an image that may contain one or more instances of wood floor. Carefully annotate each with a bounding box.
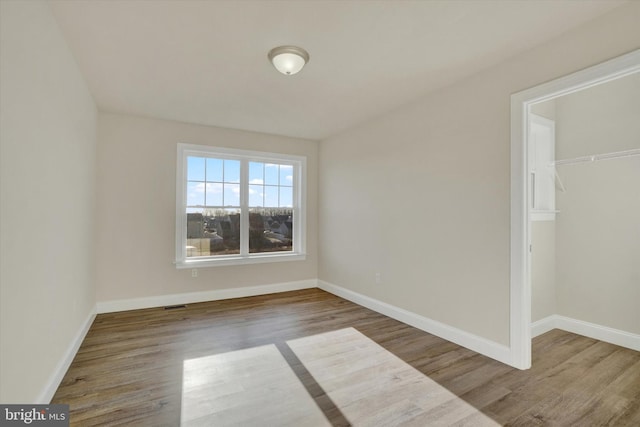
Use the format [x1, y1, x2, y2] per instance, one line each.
[52, 289, 640, 426]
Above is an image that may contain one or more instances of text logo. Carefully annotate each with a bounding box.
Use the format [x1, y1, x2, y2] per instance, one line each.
[0, 405, 69, 426]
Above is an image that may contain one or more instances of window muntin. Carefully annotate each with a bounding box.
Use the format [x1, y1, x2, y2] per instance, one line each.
[176, 144, 305, 267]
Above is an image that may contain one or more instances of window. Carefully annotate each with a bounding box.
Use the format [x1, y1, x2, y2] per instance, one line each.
[176, 144, 306, 267]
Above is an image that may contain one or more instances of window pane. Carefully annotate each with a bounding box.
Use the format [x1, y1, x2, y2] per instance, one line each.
[224, 183, 240, 206]
[265, 163, 279, 185]
[280, 165, 293, 187]
[249, 208, 293, 253]
[206, 158, 223, 182]
[205, 183, 223, 206]
[249, 185, 263, 207]
[186, 209, 240, 257]
[249, 162, 263, 184]
[224, 160, 240, 183]
[187, 182, 205, 206]
[178, 144, 304, 265]
[187, 157, 205, 181]
[264, 186, 278, 207]
[280, 186, 293, 207]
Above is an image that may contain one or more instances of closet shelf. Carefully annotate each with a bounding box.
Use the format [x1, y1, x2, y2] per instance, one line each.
[553, 148, 640, 166]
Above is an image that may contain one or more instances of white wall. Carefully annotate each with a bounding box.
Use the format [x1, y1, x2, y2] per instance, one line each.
[530, 101, 557, 322]
[318, 3, 640, 346]
[530, 100, 556, 123]
[96, 113, 318, 303]
[0, 1, 97, 403]
[555, 73, 640, 334]
[531, 221, 557, 322]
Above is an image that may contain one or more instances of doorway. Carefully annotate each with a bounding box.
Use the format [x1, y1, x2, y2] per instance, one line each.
[509, 49, 640, 369]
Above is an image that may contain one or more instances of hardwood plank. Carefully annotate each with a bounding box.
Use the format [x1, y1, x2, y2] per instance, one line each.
[509, 349, 640, 426]
[180, 344, 330, 426]
[51, 289, 640, 426]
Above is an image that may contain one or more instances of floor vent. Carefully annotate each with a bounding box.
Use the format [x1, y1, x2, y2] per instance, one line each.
[164, 304, 187, 310]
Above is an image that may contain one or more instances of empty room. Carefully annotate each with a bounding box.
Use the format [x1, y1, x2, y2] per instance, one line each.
[1, 0, 639, 425]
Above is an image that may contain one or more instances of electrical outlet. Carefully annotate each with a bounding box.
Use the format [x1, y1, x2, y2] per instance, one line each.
[375, 272, 381, 285]
[191, 269, 198, 278]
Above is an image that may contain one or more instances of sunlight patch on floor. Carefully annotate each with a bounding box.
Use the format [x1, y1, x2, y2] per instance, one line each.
[181, 344, 330, 426]
[287, 327, 501, 427]
[181, 328, 500, 426]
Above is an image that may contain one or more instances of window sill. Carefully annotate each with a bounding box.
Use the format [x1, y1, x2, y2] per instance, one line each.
[175, 253, 306, 269]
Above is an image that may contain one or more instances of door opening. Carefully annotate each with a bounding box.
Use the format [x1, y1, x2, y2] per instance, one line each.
[509, 49, 640, 369]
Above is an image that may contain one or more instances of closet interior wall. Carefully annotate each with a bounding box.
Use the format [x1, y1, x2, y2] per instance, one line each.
[531, 72, 640, 335]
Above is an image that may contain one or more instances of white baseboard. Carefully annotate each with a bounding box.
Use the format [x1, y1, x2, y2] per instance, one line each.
[37, 280, 315, 403]
[96, 279, 318, 313]
[531, 315, 557, 337]
[37, 307, 96, 403]
[531, 314, 640, 351]
[318, 280, 513, 367]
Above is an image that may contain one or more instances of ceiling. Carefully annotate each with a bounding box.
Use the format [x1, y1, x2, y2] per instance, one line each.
[50, 0, 626, 140]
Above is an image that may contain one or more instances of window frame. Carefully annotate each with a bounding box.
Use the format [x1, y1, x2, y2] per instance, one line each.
[175, 143, 306, 268]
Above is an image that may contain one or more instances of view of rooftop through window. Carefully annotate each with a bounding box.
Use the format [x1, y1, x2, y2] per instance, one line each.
[185, 156, 294, 257]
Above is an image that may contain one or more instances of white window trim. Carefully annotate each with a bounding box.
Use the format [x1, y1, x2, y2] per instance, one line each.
[175, 143, 306, 268]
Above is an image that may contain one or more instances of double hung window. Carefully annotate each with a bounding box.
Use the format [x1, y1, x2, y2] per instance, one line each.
[176, 144, 306, 267]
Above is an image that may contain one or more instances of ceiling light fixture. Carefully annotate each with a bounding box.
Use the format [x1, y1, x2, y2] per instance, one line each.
[268, 45, 310, 76]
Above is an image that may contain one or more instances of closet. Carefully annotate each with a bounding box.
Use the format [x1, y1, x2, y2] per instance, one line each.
[530, 72, 640, 348]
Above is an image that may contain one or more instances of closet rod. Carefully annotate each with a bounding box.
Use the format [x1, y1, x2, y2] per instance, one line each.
[553, 148, 640, 166]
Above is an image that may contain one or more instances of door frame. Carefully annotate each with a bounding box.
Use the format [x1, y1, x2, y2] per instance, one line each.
[509, 49, 640, 369]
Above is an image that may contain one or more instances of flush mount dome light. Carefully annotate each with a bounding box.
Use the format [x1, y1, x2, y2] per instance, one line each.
[268, 45, 310, 75]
